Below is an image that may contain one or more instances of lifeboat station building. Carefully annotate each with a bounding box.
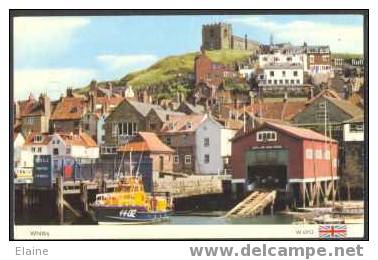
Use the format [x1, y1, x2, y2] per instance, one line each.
[230, 122, 339, 207]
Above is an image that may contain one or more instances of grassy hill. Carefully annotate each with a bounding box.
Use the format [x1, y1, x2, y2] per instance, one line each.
[120, 49, 252, 88]
[331, 53, 363, 60]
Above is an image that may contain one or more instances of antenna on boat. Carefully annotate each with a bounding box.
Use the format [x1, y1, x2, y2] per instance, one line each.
[136, 143, 145, 176]
[129, 147, 133, 176]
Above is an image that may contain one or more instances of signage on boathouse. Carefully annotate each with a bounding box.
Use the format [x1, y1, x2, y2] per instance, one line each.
[33, 155, 53, 188]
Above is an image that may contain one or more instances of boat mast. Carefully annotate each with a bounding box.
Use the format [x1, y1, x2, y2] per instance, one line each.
[129, 147, 133, 176]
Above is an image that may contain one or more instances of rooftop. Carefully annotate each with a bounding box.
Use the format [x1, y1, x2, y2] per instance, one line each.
[117, 132, 174, 153]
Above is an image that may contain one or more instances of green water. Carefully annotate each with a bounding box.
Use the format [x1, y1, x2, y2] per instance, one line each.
[166, 213, 294, 225]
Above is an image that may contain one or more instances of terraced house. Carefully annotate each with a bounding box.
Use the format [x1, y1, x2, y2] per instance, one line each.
[102, 99, 184, 156]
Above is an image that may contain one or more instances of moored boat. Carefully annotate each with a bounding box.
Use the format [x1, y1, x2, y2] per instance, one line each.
[92, 176, 172, 224]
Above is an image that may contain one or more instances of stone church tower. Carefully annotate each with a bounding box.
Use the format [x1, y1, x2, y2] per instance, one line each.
[202, 23, 233, 50]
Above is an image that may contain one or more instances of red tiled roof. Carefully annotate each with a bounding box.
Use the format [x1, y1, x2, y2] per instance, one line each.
[58, 132, 97, 147]
[95, 96, 124, 107]
[118, 132, 174, 153]
[160, 114, 206, 133]
[24, 132, 52, 145]
[266, 122, 337, 142]
[241, 101, 307, 121]
[233, 121, 337, 143]
[51, 97, 86, 120]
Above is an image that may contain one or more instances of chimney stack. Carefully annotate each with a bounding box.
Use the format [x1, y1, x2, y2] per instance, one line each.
[66, 88, 73, 97]
[39, 94, 51, 116]
[90, 80, 97, 92]
[106, 82, 112, 98]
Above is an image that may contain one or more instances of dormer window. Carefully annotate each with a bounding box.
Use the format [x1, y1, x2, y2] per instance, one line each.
[168, 123, 175, 130]
[186, 122, 192, 130]
[70, 107, 78, 113]
[256, 131, 277, 142]
[34, 135, 43, 143]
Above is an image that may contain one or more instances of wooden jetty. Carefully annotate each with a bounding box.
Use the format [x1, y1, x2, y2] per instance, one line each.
[225, 189, 277, 218]
[15, 174, 229, 224]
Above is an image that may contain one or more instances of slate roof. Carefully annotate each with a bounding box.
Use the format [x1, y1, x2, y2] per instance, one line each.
[179, 102, 205, 114]
[128, 100, 164, 117]
[151, 108, 185, 122]
[117, 132, 174, 153]
[323, 96, 363, 118]
[160, 114, 207, 133]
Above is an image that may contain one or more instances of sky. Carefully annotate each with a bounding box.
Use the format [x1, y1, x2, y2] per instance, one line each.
[13, 14, 364, 100]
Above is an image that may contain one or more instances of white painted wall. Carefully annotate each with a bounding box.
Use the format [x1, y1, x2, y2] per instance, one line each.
[259, 68, 304, 86]
[48, 134, 68, 156]
[71, 145, 99, 159]
[238, 68, 254, 80]
[14, 134, 25, 167]
[97, 115, 106, 145]
[344, 123, 364, 142]
[195, 117, 223, 174]
[259, 53, 308, 71]
[220, 128, 237, 157]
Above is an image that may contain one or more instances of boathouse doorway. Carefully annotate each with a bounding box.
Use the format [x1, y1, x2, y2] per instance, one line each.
[245, 149, 289, 190]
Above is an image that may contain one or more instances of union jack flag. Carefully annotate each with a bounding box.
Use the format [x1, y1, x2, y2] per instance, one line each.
[319, 225, 347, 238]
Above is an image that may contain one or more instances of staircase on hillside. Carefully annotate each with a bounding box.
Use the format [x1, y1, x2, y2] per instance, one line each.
[225, 190, 277, 218]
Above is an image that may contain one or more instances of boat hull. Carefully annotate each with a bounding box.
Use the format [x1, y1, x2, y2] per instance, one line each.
[93, 206, 170, 224]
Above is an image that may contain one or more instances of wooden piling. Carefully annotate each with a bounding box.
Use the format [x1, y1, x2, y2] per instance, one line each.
[80, 182, 88, 213]
[56, 176, 64, 224]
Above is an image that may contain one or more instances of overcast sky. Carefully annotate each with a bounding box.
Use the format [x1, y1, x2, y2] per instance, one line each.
[13, 14, 364, 100]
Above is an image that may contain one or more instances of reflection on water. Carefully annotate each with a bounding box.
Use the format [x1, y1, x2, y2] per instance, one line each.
[166, 213, 293, 225]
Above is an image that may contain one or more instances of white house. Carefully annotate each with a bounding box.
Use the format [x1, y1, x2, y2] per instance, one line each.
[259, 52, 308, 71]
[195, 115, 236, 174]
[343, 116, 364, 142]
[258, 63, 304, 90]
[22, 132, 100, 167]
[97, 114, 107, 145]
[238, 65, 255, 80]
[14, 133, 25, 168]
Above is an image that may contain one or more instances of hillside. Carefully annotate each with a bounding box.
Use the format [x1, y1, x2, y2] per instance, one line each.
[331, 53, 363, 60]
[119, 49, 252, 88]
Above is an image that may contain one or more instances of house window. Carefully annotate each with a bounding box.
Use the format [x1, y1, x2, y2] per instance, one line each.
[185, 155, 192, 165]
[53, 148, 59, 155]
[296, 80, 300, 84]
[310, 55, 314, 63]
[282, 71, 286, 77]
[350, 123, 364, 133]
[166, 136, 172, 145]
[101, 135, 105, 141]
[285, 79, 289, 84]
[273, 80, 277, 85]
[66, 148, 71, 155]
[323, 150, 330, 160]
[279, 80, 283, 85]
[37, 147, 42, 153]
[34, 135, 43, 143]
[26, 117, 34, 124]
[116, 122, 138, 136]
[315, 149, 322, 159]
[305, 149, 313, 159]
[290, 79, 294, 84]
[293, 71, 298, 77]
[204, 137, 210, 147]
[268, 80, 272, 84]
[256, 131, 277, 142]
[173, 155, 179, 164]
[270, 71, 274, 77]
[31, 147, 36, 153]
[204, 154, 210, 164]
